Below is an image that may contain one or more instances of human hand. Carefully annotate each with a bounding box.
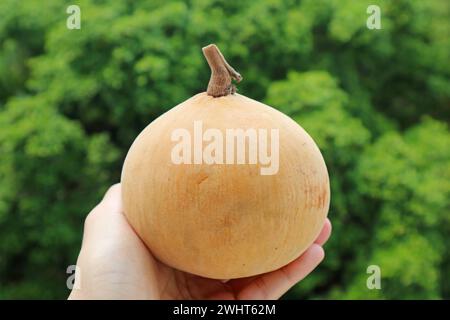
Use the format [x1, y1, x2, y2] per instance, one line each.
[68, 184, 332, 300]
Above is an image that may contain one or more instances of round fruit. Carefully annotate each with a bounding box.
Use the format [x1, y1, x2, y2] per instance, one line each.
[121, 44, 330, 279]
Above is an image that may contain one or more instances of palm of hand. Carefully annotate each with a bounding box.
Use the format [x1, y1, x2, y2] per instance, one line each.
[69, 185, 331, 300]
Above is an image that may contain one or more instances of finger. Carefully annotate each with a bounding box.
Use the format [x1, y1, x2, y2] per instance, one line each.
[99, 183, 122, 214]
[229, 219, 331, 293]
[314, 218, 332, 246]
[236, 244, 324, 300]
[84, 183, 123, 230]
[81, 183, 125, 246]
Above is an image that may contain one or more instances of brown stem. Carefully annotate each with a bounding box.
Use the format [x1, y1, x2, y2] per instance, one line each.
[202, 44, 242, 97]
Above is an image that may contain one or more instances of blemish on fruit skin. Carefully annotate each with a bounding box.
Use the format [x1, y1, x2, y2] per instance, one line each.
[195, 173, 209, 185]
[222, 216, 234, 227]
[316, 184, 329, 208]
[307, 181, 328, 209]
[323, 186, 329, 207]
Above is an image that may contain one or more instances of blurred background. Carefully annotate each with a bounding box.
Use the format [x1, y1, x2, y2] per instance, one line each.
[0, 0, 449, 299]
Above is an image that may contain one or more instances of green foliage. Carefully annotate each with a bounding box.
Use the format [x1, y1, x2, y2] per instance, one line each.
[344, 119, 450, 299]
[0, 95, 119, 298]
[0, 0, 448, 299]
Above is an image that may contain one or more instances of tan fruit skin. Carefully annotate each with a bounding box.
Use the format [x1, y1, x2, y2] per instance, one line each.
[121, 92, 330, 279]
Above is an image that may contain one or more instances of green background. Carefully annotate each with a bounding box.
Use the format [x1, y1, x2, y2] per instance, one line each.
[0, 0, 449, 299]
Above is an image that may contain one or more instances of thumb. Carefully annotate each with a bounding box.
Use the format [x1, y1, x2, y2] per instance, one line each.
[81, 183, 125, 247]
[100, 183, 122, 213]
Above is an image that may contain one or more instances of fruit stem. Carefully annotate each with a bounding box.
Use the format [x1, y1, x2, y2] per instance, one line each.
[202, 44, 242, 97]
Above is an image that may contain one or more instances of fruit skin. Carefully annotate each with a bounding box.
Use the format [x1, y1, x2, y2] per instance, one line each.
[121, 92, 330, 279]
